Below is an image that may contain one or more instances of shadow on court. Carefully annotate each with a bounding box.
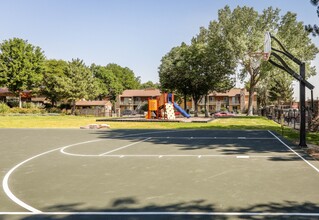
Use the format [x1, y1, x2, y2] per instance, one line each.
[2, 129, 319, 220]
[89, 129, 312, 162]
[5, 200, 319, 220]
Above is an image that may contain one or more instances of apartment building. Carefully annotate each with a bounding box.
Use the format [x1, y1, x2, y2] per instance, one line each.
[116, 88, 161, 112]
[197, 88, 257, 113]
[116, 88, 257, 114]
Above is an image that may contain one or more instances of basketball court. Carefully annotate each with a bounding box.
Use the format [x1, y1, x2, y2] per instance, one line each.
[1, 128, 319, 220]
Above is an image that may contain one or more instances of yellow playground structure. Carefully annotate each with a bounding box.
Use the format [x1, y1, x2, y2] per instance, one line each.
[146, 93, 190, 119]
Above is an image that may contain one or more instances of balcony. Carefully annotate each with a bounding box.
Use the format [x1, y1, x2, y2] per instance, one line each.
[211, 101, 228, 104]
[229, 101, 240, 105]
[198, 100, 240, 106]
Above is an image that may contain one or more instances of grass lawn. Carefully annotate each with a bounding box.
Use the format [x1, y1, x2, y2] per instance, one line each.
[0, 115, 318, 146]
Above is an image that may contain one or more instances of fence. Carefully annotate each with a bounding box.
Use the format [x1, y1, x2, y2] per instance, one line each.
[76, 108, 116, 117]
[260, 107, 318, 131]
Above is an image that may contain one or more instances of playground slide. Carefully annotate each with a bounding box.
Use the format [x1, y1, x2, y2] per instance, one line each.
[173, 102, 191, 118]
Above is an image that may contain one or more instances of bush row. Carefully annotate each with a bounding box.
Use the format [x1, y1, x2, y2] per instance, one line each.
[0, 102, 64, 114]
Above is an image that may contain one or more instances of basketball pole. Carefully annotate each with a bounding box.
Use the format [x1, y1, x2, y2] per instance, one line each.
[299, 62, 307, 147]
[267, 33, 314, 148]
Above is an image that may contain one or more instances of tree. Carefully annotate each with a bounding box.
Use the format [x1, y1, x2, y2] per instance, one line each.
[256, 78, 270, 108]
[159, 23, 236, 117]
[217, 6, 280, 115]
[275, 12, 319, 77]
[189, 22, 235, 116]
[257, 11, 319, 109]
[140, 81, 159, 89]
[42, 59, 69, 106]
[268, 74, 294, 105]
[105, 64, 141, 90]
[159, 43, 193, 110]
[0, 38, 45, 107]
[91, 64, 123, 109]
[305, 0, 319, 36]
[63, 59, 100, 114]
[217, 6, 318, 115]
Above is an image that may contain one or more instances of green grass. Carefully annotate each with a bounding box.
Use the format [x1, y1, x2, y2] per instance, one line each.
[0, 115, 318, 145]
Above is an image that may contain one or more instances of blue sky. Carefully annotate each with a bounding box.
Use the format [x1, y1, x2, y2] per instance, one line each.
[0, 0, 318, 100]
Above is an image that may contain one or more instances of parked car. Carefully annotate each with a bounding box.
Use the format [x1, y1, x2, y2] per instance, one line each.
[212, 111, 235, 117]
[174, 111, 181, 116]
[121, 109, 136, 116]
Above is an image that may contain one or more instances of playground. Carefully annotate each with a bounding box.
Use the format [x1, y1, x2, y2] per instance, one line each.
[1, 128, 319, 220]
[145, 93, 190, 120]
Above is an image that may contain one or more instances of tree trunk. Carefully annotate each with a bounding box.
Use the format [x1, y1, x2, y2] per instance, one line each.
[193, 95, 200, 117]
[204, 95, 209, 117]
[71, 100, 76, 115]
[18, 92, 22, 108]
[247, 87, 254, 116]
[247, 68, 259, 116]
[194, 101, 199, 117]
[183, 93, 187, 110]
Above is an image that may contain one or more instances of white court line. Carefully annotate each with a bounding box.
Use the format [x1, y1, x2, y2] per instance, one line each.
[236, 155, 250, 159]
[2, 139, 102, 213]
[60, 138, 151, 157]
[3, 129, 310, 214]
[99, 137, 152, 156]
[268, 130, 319, 173]
[3, 129, 186, 212]
[132, 136, 276, 140]
[101, 154, 275, 158]
[1, 211, 319, 217]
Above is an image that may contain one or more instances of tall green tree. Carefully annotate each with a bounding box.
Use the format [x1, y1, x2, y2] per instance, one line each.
[268, 74, 294, 105]
[159, 43, 193, 110]
[305, 0, 319, 36]
[63, 59, 100, 114]
[140, 81, 159, 89]
[159, 23, 236, 117]
[275, 12, 319, 77]
[0, 38, 45, 107]
[260, 12, 319, 108]
[105, 64, 141, 90]
[217, 6, 318, 115]
[217, 6, 279, 115]
[91, 64, 123, 108]
[42, 59, 68, 106]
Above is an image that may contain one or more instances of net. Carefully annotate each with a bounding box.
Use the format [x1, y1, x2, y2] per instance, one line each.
[247, 52, 268, 70]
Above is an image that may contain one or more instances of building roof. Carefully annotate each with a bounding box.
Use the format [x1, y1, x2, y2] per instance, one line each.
[0, 88, 11, 96]
[75, 100, 112, 106]
[0, 87, 33, 97]
[31, 97, 47, 102]
[0, 87, 9, 93]
[120, 89, 161, 97]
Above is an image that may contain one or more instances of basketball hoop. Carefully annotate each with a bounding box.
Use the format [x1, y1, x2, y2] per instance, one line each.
[246, 52, 268, 70]
[246, 32, 271, 70]
[264, 31, 271, 60]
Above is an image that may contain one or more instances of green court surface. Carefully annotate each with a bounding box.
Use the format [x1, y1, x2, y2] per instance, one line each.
[1, 128, 319, 220]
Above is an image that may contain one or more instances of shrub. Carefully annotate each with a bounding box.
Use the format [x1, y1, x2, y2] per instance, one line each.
[22, 102, 45, 109]
[7, 100, 19, 108]
[47, 107, 62, 114]
[59, 103, 71, 110]
[0, 102, 10, 114]
[9, 107, 46, 114]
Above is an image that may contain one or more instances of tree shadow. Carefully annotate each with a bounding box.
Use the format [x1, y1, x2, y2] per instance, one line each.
[10, 199, 319, 220]
[88, 129, 314, 162]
